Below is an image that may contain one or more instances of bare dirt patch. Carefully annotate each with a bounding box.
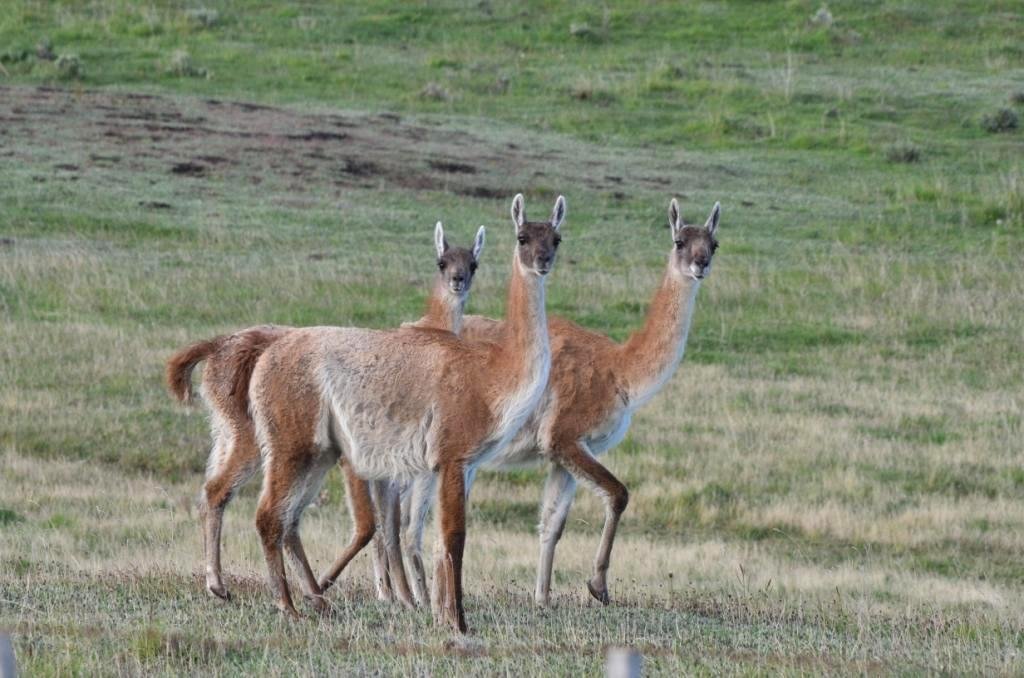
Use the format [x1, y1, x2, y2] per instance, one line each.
[0, 85, 684, 200]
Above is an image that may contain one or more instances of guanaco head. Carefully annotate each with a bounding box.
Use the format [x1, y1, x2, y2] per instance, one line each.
[510, 193, 565, 277]
[669, 199, 720, 281]
[434, 221, 486, 299]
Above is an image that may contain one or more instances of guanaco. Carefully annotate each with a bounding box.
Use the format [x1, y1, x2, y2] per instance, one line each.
[166, 222, 485, 605]
[393, 199, 721, 607]
[248, 194, 563, 631]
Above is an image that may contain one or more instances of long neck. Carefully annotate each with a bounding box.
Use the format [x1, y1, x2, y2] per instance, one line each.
[489, 254, 550, 404]
[618, 260, 701, 408]
[418, 279, 465, 334]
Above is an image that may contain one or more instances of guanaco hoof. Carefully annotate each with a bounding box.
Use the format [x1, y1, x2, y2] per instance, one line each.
[587, 579, 610, 606]
[306, 595, 329, 615]
[206, 583, 231, 601]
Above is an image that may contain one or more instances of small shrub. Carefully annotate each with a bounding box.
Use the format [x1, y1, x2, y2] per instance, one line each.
[981, 108, 1018, 134]
[569, 10, 609, 42]
[570, 22, 598, 39]
[55, 53, 82, 80]
[419, 82, 450, 101]
[571, 79, 617, 105]
[0, 48, 30, 64]
[167, 50, 208, 78]
[885, 141, 922, 164]
[491, 75, 510, 94]
[811, 5, 834, 27]
[184, 8, 219, 28]
[36, 37, 54, 60]
[1010, 91, 1024, 105]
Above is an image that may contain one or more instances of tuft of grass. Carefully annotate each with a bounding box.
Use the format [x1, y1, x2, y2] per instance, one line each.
[570, 78, 617, 105]
[166, 50, 208, 79]
[419, 81, 451, 101]
[810, 6, 834, 28]
[35, 37, 54, 61]
[184, 8, 220, 28]
[54, 53, 82, 80]
[885, 140, 922, 163]
[981, 108, 1018, 134]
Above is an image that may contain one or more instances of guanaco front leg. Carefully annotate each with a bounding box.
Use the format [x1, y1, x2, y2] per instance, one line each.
[433, 464, 467, 633]
[319, 461, 376, 593]
[555, 440, 628, 605]
[284, 529, 327, 614]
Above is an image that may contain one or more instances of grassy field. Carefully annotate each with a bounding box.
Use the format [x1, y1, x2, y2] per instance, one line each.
[2, 0, 1023, 674]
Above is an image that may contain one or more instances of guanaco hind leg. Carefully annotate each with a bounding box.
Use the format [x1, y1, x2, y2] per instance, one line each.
[534, 462, 577, 606]
[199, 428, 261, 600]
[370, 480, 416, 608]
[401, 474, 437, 606]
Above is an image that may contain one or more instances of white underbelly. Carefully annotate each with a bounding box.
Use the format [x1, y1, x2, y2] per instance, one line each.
[585, 411, 632, 456]
[326, 405, 435, 480]
[479, 406, 544, 470]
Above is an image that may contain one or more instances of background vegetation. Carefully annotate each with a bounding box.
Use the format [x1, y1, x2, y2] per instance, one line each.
[1, 0, 1022, 674]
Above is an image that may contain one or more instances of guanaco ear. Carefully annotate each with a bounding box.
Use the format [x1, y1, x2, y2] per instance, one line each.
[705, 201, 721, 238]
[669, 198, 683, 240]
[472, 225, 486, 261]
[551, 195, 566, 231]
[511, 193, 526, 231]
[434, 221, 448, 259]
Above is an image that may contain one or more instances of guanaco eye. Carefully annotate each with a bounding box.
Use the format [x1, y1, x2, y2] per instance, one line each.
[469, 262, 478, 273]
[553, 235, 562, 247]
[674, 240, 685, 249]
[437, 261, 446, 270]
[517, 236, 527, 245]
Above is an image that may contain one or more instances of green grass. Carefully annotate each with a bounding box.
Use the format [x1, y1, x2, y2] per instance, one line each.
[2, 0, 1024, 674]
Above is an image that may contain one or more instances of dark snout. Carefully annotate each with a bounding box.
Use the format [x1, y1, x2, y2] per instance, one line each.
[535, 250, 555, 275]
[449, 272, 467, 293]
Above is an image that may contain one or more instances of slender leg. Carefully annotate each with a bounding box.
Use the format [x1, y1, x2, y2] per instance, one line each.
[370, 483, 413, 610]
[372, 527, 394, 602]
[556, 441, 628, 606]
[402, 474, 437, 607]
[534, 462, 577, 606]
[319, 461, 376, 592]
[433, 464, 467, 633]
[281, 452, 336, 613]
[255, 488, 298, 618]
[374, 480, 416, 608]
[284, 529, 327, 613]
[200, 430, 260, 600]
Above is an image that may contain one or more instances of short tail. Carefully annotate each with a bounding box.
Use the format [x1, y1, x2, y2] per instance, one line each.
[225, 327, 287, 417]
[165, 336, 225, 405]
